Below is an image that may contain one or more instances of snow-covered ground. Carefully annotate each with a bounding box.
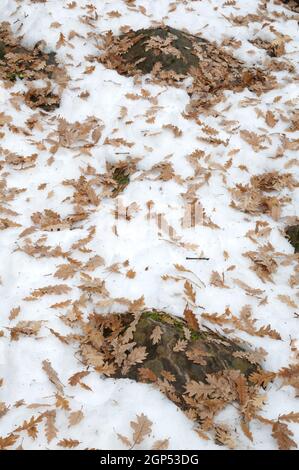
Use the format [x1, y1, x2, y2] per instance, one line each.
[0, 0, 299, 450]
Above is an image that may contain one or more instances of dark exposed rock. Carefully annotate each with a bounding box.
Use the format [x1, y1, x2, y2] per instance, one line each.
[286, 225, 299, 253]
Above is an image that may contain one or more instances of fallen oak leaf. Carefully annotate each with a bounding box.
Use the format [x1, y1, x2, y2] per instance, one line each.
[183, 306, 200, 331]
[271, 421, 297, 450]
[8, 306, 20, 321]
[173, 339, 188, 352]
[130, 413, 152, 446]
[0, 433, 19, 450]
[152, 438, 169, 450]
[279, 412, 299, 423]
[57, 438, 80, 448]
[55, 394, 70, 411]
[68, 410, 84, 427]
[42, 360, 64, 394]
[10, 321, 43, 341]
[68, 370, 91, 390]
[117, 433, 132, 448]
[44, 410, 57, 444]
[184, 281, 196, 304]
[150, 325, 163, 345]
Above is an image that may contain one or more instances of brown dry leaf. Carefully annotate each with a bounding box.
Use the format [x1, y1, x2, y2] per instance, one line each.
[184, 281, 196, 304]
[277, 295, 297, 309]
[210, 271, 229, 288]
[56, 32, 66, 49]
[0, 434, 19, 450]
[183, 306, 200, 331]
[239, 130, 266, 152]
[55, 394, 70, 411]
[255, 325, 281, 341]
[57, 438, 80, 448]
[10, 321, 42, 341]
[185, 380, 212, 399]
[270, 38, 285, 57]
[130, 295, 145, 312]
[251, 171, 297, 192]
[215, 425, 236, 449]
[50, 298, 72, 309]
[233, 278, 265, 298]
[130, 413, 152, 445]
[150, 325, 163, 345]
[117, 433, 132, 447]
[68, 410, 84, 427]
[54, 263, 78, 280]
[186, 348, 211, 365]
[152, 439, 169, 450]
[0, 402, 9, 419]
[78, 275, 109, 297]
[42, 360, 64, 394]
[173, 339, 188, 352]
[240, 420, 253, 442]
[125, 346, 148, 368]
[161, 370, 176, 382]
[249, 371, 276, 388]
[126, 269, 136, 279]
[104, 137, 134, 148]
[244, 249, 278, 283]
[107, 10, 122, 18]
[271, 421, 297, 450]
[15, 415, 43, 440]
[174, 264, 192, 274]
[0, 218, 21, 230]
[0, 112, 12, 126]
[234, 374, 249, 406]
[138, 367, 157, 383]
[8, 306, 20, 321]
[279, 412, 299, 423]
[265, 111, 278, 128]
[162, 124, 182, 137]
[68, 371, 91, 391]
[278, 363, 299, 393]
[26, 284, 71, 300]
[44, 410, 58, 444]
[84, 255, 105, 272]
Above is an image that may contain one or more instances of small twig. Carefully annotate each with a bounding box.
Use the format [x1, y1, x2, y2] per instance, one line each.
[186, 257, 210, 261]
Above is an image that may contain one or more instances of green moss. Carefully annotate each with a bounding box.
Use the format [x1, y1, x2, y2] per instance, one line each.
[112, 167, 130, 195]
[143, 310, 204, 340]
[6, 71, 24, 81]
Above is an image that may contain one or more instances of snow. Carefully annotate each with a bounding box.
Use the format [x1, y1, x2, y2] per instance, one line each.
[0, 0, 299, 450]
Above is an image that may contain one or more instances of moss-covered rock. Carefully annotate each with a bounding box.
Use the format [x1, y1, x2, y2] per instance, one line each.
[80, 310, 263, 425]
[99, 26, 275, 99]
[118, 311, 258, 388]
[286, 225, 299, 253]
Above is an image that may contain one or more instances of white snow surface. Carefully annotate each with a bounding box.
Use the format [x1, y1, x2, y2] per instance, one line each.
[0, 0, 298, 450]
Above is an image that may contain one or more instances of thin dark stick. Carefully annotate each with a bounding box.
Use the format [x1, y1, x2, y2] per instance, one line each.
[186, 257, 210, 260]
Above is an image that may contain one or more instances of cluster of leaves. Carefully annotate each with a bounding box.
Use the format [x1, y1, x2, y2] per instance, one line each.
[75, 308, 277, 447]
[0, 22, 67, 110]
[202, 304, 281, 340]
[231, 170, 297, 221]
